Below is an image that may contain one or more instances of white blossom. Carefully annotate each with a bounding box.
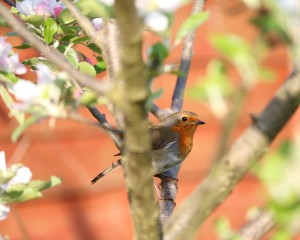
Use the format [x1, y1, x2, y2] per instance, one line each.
[11, 80, 40, 102]
[7, 167, 32, 187]
[99, 0, 114, 6]
[145, 11, 169, 32]
[154, 0, 182, 12]
[36, 63, 56, 84]
[92, 18, 104, 31]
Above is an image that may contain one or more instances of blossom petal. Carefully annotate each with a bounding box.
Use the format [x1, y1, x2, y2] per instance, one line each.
[145, 11, 169, 32]
[0, 205, 10, 221]
[8, 166, 32, 186]
[12, 80, 40, 102]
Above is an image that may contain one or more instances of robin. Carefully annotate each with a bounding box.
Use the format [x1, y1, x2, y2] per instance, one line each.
[91, 111, 205, 184]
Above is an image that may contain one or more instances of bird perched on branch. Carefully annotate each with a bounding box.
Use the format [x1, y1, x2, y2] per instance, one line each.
[91, 111, 205, 184]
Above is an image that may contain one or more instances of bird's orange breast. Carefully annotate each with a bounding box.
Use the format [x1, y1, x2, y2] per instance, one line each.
[170, 125, 196, 159]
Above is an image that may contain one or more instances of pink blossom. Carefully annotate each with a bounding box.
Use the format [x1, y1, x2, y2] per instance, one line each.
[0, 37, 27, 75]
[16, 0, 65, 17]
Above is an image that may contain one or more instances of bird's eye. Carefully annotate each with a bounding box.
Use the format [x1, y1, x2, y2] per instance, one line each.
[182, 116, 187, 122]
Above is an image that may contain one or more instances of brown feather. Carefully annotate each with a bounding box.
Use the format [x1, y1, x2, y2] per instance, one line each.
[150, 124, 178, 150]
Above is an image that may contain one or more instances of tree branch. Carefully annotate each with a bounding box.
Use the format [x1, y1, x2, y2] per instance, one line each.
[0, 2, 110, 95]
[237, 209, 275, 240]
[164, 70, 300, 239]
[171, 0, 207, 111]
[86, 107, 122, 149]
[158, 0, 207, 224]
[114, 0, 160, 239]
[3, 0, 15, 7]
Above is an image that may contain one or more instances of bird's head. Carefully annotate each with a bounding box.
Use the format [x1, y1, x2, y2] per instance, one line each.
[162, 111, 205, 132]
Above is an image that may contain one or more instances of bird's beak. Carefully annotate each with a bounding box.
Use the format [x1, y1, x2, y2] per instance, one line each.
[196, 119, 205, 125]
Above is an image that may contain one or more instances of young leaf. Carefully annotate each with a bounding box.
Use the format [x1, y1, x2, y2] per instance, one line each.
[23, 57, 58, 72]
[26, 15, 45, 27]
[94, 61, 106, 74]
[148, 42, 169, 69]
[79, 91, 99, 106]
[0, 71, 19, 83]
[57, 46, 79, 68]
[0, 186, 42, 203]
[58, 0, 113, 24]
[176, 11, 209, 43]
[87, 43, 102, 54]
[210, 34, 250, 61]
[14, 42, 32, 50]
[78, 62, 96, 77]
[44, 18, 58, 44]
[28, 176, 62, 192]
[71, 36, 90, 44]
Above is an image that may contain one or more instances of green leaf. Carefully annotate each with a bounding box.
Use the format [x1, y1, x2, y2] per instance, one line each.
[71, 36, 90, 44]
[0, 176, 61, 204]
[215, 218, 242, 240]
[0, 85, 24, 124]
[94, 61, 106, 74]
[271, 229, 293, 240]
[87, 43, 102, 54]
[148, 42, 169, 68]
[210, 34, 251, 61]
[26, 15, 45, 27]
[58, 0, 113, 24]
[189, 60, 233, 100]
[58, 25, 81, 35]
[65, 48, 79, 68]
[12, 115, 42, 142]
[57, 46, 79, 68]
[0, 184, 42, 203]
[23, 57, 58, 72]
[58, 9, 75, 25]
[78, 62, 96, 77]
[146, 88, 163, 108]
[176, 12, 209, 42]
[28, 176, 62, 192]
[44, 18, 58, 44]
[0, 71, 19, 83]
[14, 42, 32, 50]
[79, 91, 99, 106]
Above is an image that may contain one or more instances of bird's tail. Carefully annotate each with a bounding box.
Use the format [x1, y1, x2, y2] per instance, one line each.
[91, 159, 122, 184]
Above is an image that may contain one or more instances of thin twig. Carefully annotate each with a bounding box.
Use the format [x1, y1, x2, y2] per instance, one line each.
[171, 0, 207, 111]
[164, 70, 300, 240]
[86, 107, 123, 149]
[158, 0, 207, 225]
[238, 209, 275, 240]
[150, 104, 174, 121]
[3, 0, 15, 7]
[0, 2, 109, 95]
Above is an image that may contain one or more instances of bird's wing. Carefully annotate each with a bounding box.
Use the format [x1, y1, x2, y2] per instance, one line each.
[150, 125, 178, 150]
